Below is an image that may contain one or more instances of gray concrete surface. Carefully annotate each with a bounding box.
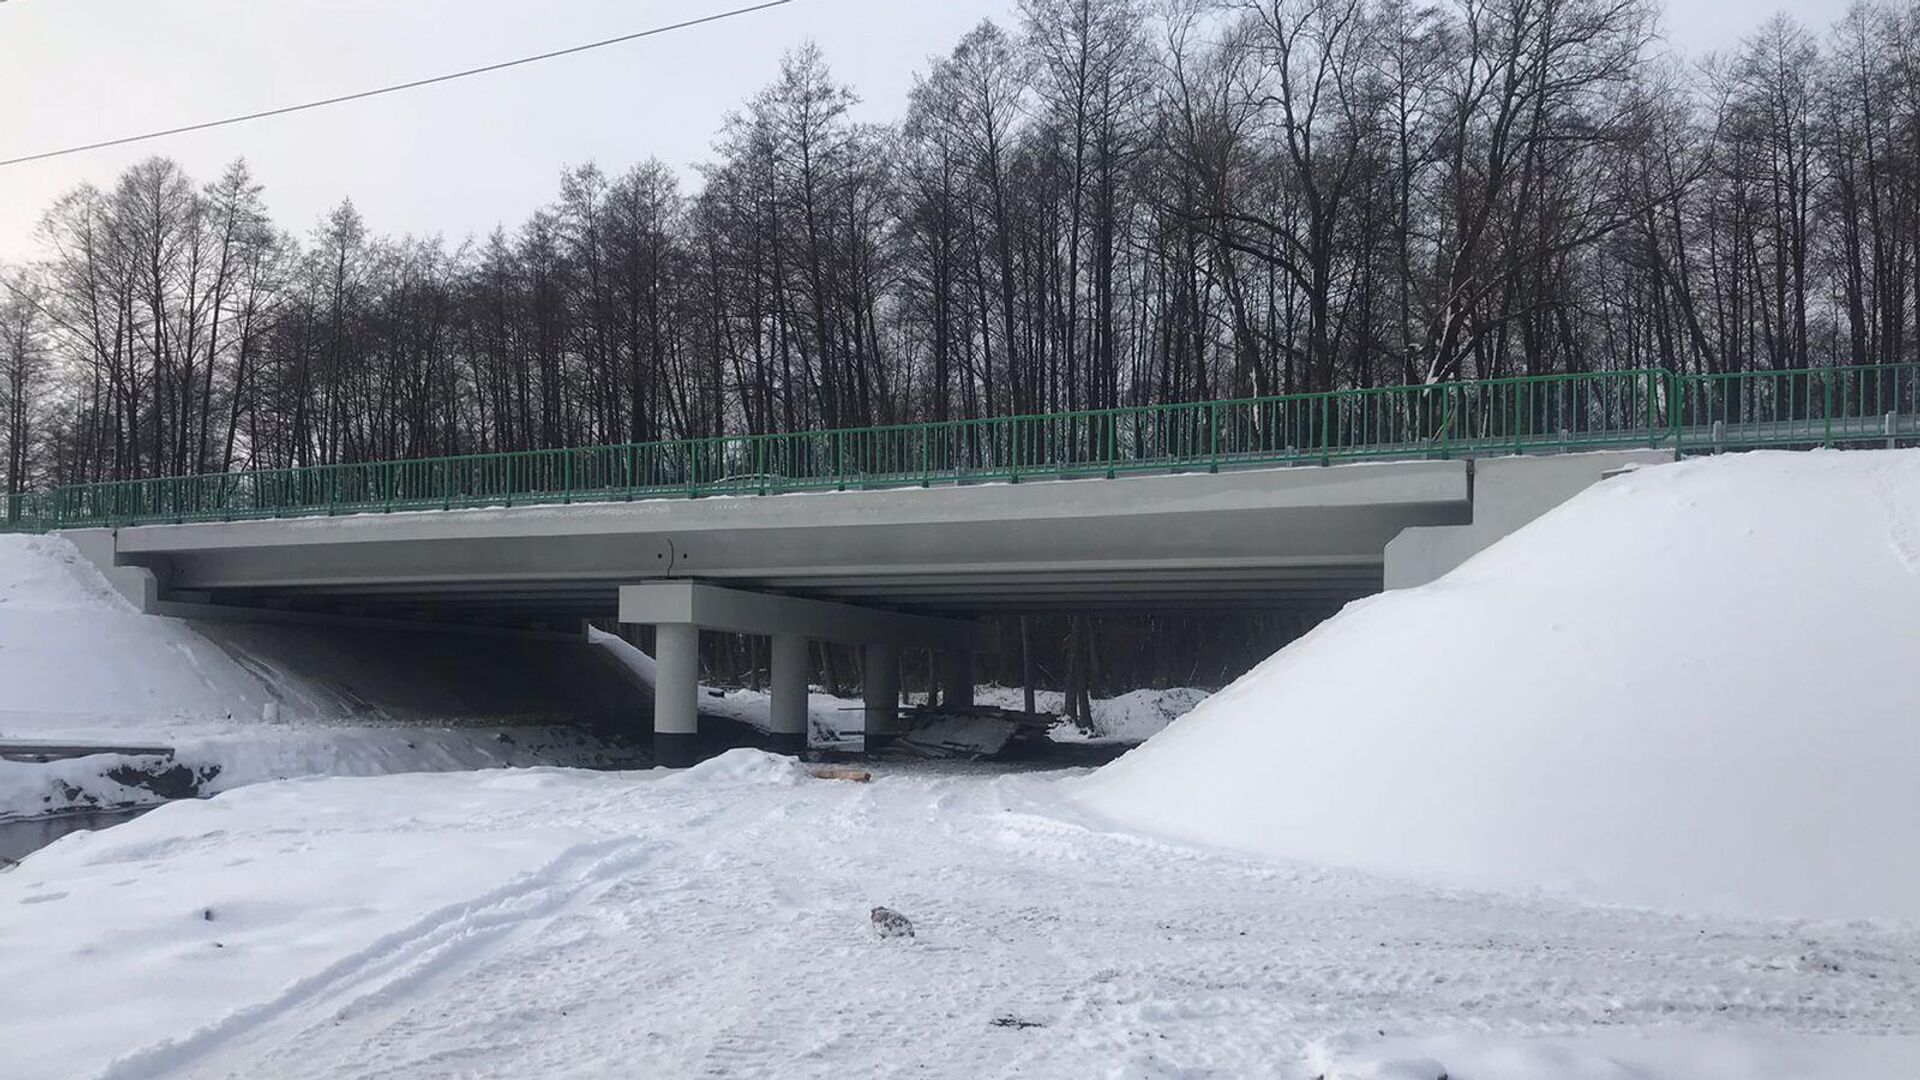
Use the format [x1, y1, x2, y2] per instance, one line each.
[189, 617, 650, 725]
[1382, 450, 1673, 589]
[72, 461, 1475, 622]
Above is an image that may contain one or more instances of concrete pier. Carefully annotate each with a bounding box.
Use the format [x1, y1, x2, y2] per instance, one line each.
[652, 623, 702, 767]
[768, 633, 811, 755]
[862, 641, 901, 752]
[940, 651, 974, 711]
[620, 581, 994, 763]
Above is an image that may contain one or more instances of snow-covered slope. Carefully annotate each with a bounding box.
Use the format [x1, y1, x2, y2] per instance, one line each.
[0, 535, 279, 723]
[1079, 450, 1920, 922]
[0, 536, 630, 817]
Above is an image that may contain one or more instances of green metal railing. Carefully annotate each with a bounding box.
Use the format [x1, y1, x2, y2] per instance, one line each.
[1, 491, 50, 535]
[8, 363, 1917, 532]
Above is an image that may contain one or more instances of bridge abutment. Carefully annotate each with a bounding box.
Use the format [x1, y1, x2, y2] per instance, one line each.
[1384, 451, 1674, 589]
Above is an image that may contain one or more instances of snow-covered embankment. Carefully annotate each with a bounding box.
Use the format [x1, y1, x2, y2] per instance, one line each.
[1080, 451, 1920, 921]
[0, 535, 630, 818]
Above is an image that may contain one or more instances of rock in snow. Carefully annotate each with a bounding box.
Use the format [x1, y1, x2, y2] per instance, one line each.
[870, 906, 916, 939]
[1080, 450, 1920, 921]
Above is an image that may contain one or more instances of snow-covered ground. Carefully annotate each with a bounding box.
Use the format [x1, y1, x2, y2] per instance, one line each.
[5, 751, 1915, 1080]
[1081, 450, 1920, 923]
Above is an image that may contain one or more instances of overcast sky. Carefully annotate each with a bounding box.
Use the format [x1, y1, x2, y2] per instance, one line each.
[0, 0, 1860, 258]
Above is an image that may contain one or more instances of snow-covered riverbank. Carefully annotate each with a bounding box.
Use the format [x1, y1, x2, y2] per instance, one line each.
[5, 751, 1914, 1080]
[0, 534, 640, 818]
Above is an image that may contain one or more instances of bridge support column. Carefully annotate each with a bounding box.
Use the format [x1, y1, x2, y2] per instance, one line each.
[620, 582, 995, 762]
[940, 651, 974, 712]
[862, 642, 901, 752]
[653, 623, 701, 768]
[768, 632, 810, 756]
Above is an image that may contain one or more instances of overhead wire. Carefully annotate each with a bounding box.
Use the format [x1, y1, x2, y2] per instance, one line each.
[0, 0, 796, 168]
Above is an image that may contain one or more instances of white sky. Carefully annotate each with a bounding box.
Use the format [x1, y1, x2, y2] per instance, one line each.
[0, 0, 1860, 258]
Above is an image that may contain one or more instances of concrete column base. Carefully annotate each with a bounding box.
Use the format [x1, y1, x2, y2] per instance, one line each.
[766, 731, 807, 756]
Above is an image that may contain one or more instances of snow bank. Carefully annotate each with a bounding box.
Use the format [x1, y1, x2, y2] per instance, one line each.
[666, 747, 809, 787]
[0, 535, 278, 722]
[0, 536, 631, 817]
[1080, 451, 1920, 922]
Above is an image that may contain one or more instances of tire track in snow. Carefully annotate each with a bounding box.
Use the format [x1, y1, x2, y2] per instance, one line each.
[98, 835, 665, 1080]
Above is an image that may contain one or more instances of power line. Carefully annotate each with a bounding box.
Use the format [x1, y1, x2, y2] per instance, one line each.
[0, 0, 796, 168]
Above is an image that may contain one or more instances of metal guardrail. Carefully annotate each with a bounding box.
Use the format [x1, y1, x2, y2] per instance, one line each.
[9, 363, 1919, 531]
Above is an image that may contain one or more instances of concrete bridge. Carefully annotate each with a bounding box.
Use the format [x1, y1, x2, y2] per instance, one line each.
[25, 360, 1920, 762]
[61, 449, 1665, 763]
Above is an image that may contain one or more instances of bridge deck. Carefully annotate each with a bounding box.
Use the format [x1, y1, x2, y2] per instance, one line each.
[98, 460, 1475, 620]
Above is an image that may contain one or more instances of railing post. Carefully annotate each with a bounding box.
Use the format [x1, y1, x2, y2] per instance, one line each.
[1209, 402, 1221, 474]
[1669, 370, 1683, 454]
[1825, 373, 1835, 448]
[1511, 385, 1522, 456]
[1319, 394, 1331, 467]
[1647, 372, 1659, 449]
